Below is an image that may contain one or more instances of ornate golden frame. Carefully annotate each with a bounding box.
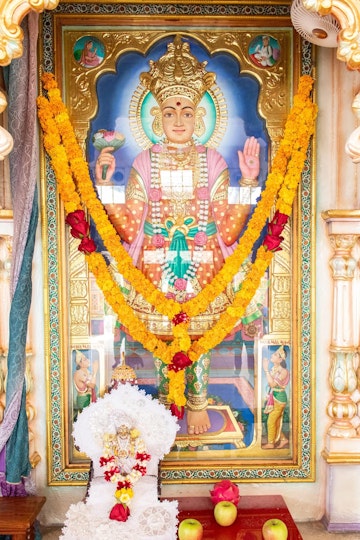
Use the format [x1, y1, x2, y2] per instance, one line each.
[40, 8, 315, 485]
[2, 0, 360, 69]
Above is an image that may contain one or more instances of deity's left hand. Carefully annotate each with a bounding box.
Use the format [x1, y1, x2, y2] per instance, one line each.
[238, 136, 260, 180]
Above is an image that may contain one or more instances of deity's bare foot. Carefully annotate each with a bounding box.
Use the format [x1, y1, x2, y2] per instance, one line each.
[263, 442, 275, 449]
[187, 409, 211, 435]
[277, 438, 289, 449]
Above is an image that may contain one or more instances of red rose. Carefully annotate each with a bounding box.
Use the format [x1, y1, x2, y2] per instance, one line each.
[210, 480, 240, 506]
[172, 312, 190, 325]
[65, 210, 86, 227]
[170, 403, 185, 419]
[69, 220, 89, 239]
[267, 222, 285, 237]
[263, 234, 283, 252]
[109, 503, 130, 522]
[66, 210, 91, 239]
[172, 351, 192, 369]
[272, 210, 289, 226]
[78, 236, 96, 254]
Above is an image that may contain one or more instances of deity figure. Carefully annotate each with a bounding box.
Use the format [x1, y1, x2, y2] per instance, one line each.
[79, 40, 102, 68]
[73, 350, 99, 415]
[262, 346, 290, 449]
[95, 35, 260, 436]
[252, 35, 276, 67]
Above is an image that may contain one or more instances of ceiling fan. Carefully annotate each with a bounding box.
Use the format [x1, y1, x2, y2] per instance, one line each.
[290, 0, 341, 48]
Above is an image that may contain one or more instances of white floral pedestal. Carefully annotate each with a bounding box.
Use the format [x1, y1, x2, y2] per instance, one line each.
[61, 385, 179, 540]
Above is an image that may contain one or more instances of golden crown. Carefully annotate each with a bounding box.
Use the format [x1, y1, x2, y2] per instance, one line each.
[140, 35, 216, 106]
[111, 363, 137, 384]
[276, 345, 287, 360]
[75, 350, 86, 365]
[110, 345, 137, 388]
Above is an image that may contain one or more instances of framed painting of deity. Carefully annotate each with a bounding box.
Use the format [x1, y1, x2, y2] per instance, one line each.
[40, 3, 315, 485]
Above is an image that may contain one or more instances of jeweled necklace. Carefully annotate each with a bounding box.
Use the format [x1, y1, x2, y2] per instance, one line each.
[163, 140, 193, 148]
[159, 142, 197, 171]
[150, 142, 210, 292]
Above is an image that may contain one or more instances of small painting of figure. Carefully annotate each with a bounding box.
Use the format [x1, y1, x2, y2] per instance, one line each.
[249, 35, 280, 68]
[74, 36, 105, 68]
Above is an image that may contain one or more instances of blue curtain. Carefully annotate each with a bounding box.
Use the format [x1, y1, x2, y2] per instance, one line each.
[0, 12, 39, 493]
[5, 191, 38, 483]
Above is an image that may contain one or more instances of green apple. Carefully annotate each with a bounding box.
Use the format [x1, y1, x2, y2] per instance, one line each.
[262, 518, 288, 540]
[178, 518, 204, 540]
[213, 501, 238, 527]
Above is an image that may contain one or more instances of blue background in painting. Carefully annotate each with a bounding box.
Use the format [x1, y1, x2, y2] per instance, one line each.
[87, 34, 269, 188]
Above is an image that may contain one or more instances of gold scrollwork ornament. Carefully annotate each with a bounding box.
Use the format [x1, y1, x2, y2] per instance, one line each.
[0, 0, 59, 66]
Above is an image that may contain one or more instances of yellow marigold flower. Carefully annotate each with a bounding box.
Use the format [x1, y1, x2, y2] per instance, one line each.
[41, 72, 57, 90]
[64, 201, 80, 214]
[277, 202, 293, 215]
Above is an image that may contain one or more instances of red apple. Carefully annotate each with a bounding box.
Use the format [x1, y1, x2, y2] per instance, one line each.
[262, 518, 288, 539]
[213, 501, 238, 527]
[178, 518, 204, 540]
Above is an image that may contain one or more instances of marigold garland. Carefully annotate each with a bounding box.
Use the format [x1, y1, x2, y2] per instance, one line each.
[37, 72, 317, 408]
[37, 73, 316, 321]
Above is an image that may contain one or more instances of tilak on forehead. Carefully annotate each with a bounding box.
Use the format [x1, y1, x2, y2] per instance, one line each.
[140, 34, 216, 107]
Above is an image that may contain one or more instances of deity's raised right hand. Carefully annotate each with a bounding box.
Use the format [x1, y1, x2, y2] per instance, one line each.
[238, 136, 260, 182]
[95, 147, 116, 184]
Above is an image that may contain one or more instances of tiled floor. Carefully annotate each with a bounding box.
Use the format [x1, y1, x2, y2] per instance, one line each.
[297, 522, 360, 539]
[41, 522, 360, 539]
